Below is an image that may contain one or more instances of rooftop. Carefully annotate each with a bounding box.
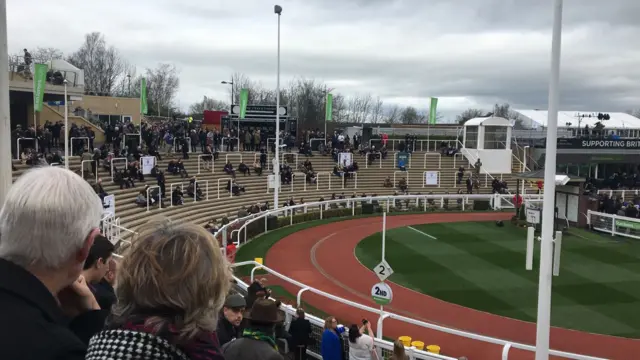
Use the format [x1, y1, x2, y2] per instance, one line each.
[514, 110, 640, 130]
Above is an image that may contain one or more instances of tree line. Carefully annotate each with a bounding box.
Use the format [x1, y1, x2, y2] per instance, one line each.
[14, 32, 179, 118]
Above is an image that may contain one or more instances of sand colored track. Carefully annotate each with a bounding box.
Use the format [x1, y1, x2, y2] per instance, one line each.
[265, 213, 639, 360]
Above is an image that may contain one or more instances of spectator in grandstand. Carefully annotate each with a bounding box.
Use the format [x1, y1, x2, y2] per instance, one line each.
[93, 258, 117, 313]
[321, 316, 346, 360]
[348, 320, 375, 360]
[246, 279, 271, 308]
[224, 161, 237, 178]
[217, 293, 247, 347]
[397, 177, 408, 193]
[81, 235, 115, 313]
[383, 176, 393, 188]
[289, 308, 312, 360]
[93, 178, 108, 200]
[254, 160, 263, 176]
[222, 298, 285, 360]
[389, 339, 408, 360]
[85, 219, 232, 360]
[239, 161, 251, 176]
[172, 185, 185, 205]
[0, 167, 106, 359]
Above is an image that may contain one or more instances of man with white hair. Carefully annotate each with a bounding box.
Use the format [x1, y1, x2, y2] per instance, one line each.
[0, 167, 107, 359]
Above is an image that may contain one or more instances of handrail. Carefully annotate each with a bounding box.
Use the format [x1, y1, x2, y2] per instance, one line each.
[81, 159, 98, 182]
[365, 151, 383, 169]
[393, 171, 409, 186]
[315, 171, 331, 190]
[423, 152, 442, 169]
[197, 154, 214, 174]
[217, 178, 233, 198]
[169, 182, 185, 206]
[110, 157, 128, 182]
[291, 172, 307, 192]
[145, 185, 161, 212]
[16, 137, 34, 159]
[232, 260, 604, 360]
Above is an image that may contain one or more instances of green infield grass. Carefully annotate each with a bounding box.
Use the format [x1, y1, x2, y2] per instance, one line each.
[355, 222, 640, 338]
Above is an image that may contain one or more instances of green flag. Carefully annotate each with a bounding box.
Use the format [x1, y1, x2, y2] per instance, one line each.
[140, 78, 148, 115]
[33, 64, 48, 112]
[429, 97, 438, 125]
[326, 93, 333, 121]
[239, 89, 249, 119]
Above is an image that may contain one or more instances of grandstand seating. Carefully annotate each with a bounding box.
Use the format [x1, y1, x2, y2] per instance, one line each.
[11, 149, 530, 234]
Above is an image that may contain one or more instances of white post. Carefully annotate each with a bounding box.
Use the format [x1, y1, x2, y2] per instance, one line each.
[381, 212, 386, 261]
[64, 81, 69, 169]
[0, 0, 10, 205]
[535, 1, 563, 359]
[273, 5, 282, 210]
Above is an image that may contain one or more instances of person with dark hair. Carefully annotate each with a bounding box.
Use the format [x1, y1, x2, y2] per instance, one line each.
[81, 235, 115, 314]
[288, 308, 312, 360]
[222, 298, 285, 360]
[348, 320, 375, 360]
[217, 293, 246, 347]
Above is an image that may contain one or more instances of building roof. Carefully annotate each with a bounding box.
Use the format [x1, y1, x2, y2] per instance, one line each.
[464, 116, 512, 127]
[513, 110, 640, 130]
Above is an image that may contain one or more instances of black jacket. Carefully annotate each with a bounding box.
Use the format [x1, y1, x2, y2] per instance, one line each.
[288, 318, 312, 347]
[92, 279, 116, 312]
[0, 258, 107, 360]
[216, 315, 240, 347]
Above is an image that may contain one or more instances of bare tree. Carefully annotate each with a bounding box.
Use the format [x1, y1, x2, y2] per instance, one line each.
[370, 97, 384, 124]
[67, 32, 126, 95]
[400, 106, 420, 124]
[31, 47, 64, 63]
[189, 96, 228, 114]
[146, 63, 180, 117]
[384, 105, 401, 124]
[456, 108, 486, 124]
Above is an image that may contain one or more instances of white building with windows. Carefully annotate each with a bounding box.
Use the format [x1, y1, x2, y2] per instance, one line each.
[513, 110, 640, 138]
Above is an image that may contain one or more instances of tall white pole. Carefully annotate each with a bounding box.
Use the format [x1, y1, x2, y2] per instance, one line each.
[535, 1, 563, 359]
[0, 0, 12, 204]
[64, 82, 69, 169]
[273, 6, 282, 210]
[381, 212, 386, 261]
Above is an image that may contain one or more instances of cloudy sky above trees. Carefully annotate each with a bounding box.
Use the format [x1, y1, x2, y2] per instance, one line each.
[8, 0, 640, 120]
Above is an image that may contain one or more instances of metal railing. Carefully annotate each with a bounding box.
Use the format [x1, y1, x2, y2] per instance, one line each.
[145, 185, 162, 212]
[218, 178, 233, 198]
[197, 154, 214, 174]
[16, 137, 34, 159]
[110, 157, 128, 182]
[423, 153, 442, 169]
[193, 180, 209, 202]
[81, 160, 97, 182]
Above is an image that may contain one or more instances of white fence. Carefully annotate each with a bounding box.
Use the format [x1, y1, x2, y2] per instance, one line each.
[587, 210, 640, 239]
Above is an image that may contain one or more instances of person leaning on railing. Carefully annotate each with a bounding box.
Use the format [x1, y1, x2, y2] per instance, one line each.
[0, 167, 107, 360]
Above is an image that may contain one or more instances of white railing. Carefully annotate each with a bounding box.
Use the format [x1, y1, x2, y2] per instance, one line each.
[193, 180, 210, 202]
[231, 260, 603, 360]
[423, 153, 441, 169]
[587, 210, 640, 239]
[344, 172, 358, 189]
[81, 160, 97, 182]
[169, 182, 185, 206]
[267, 137, 284, 151]
[309, 138, 325, 151]
[596, 189, 639, 200]
[292, 172, 307, 192]
[316, 171, 331, 190]
[453, 153, 466, 168]
[110, 157, 128, 182]
[146, 185, 161, 212]
[197, 154, 214, 174]
[394, 152, 412, 169]
[122, 133, 140, 151]
[217, 178, 233, 198]
[394, 171, 409, 187]
[231, 267, 456, 360]
[101, 214, 137, 246]
[282, 152, 299, 168]
[365, 152, 383, 169]
[70, 137, 89, 153]
[422, 171, 440, 188]
[225, 153, 243, 165]
[16, 137, 35, 159]
[253, 152, 270, 170]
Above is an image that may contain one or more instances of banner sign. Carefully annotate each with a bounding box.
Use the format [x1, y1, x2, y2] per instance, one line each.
[396, 152, 409, 168]
[615, 219, 640, 230]
[338, 152, 353, 167]
[424, 171, 439, 186]
[141, 156, 155, 175]
[428, 97, 438, 125]
[140, 78, 148, 115]
[33, 64, 48, 112]
[103, 194, 115, 216]
[326, 93, 333, 121]
[230, 105, 288, 118]
[557, 138, 640, 149]
[239, 89, 249, 119]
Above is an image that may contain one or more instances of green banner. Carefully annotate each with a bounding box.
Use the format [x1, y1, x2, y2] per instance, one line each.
[428, 97, 438, 125]
[615, 219, 640, 230]
[326, 93, 333, 121]
[140, 78, 148, 115]
[239, 88, 249, 119]
[33, 64, 48, 112]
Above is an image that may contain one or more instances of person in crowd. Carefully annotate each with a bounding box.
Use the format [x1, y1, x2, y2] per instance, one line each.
[0, 167, 106, 359]
[348, 320, 375, 360]
[172, 184, 185, 205]
[246, 278, 271, 309]
[321, 315, 346, 360]
[85, 219, 232, 360]
[254, 160, 263, 176]
[224, 161, 237, 178]
[289, 308, 312, 360]
[93, 178, 108, 200]
[383, 176, 393, 188]
[93, 258, 117, 313]
[389, 339, 408, 360]
[239, 161, 251, 176]
[81, 234, 116, 311]
[222, 298, 285, 360]
[397, 177, 408, 193]
[217, 293, 247, 347]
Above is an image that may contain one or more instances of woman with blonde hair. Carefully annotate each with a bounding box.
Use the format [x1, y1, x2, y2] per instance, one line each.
[390, 339, 408, 360]
[85, 218, 232, 360]
[321, 315, 345, 360]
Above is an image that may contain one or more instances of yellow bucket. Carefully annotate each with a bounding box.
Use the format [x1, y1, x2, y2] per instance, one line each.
[411, 341, 424, 350]
[398, 336, 412, 347]
[254, 257, 263, 265]
[426, 345, 441, 354]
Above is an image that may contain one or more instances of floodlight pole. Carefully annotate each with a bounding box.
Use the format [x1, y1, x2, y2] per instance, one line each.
[0, 0, 11, 204]
[535, 1, 563, 359]
[273, 5, 282, 210]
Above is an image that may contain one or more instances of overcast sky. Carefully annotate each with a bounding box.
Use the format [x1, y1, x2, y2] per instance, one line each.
[8, 0, 640, 121]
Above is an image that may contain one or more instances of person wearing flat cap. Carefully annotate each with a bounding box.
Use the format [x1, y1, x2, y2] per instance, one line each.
[217, 293, 247, 347]
[222, 298, 285, 360]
